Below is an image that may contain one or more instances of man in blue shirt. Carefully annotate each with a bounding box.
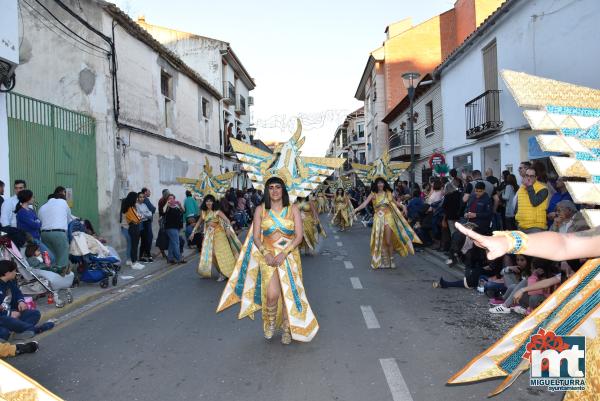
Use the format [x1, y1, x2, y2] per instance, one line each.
[0, 260, 54, 341]
[407, 189, 425, 224]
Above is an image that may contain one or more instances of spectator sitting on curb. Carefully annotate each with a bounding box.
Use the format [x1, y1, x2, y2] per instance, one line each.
[0, 260, 55, 342]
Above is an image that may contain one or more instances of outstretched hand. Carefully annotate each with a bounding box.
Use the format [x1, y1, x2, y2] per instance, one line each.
[454, 222, 509, 260]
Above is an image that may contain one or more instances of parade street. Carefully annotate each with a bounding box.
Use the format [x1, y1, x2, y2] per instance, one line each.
[10, 224, 561, 401]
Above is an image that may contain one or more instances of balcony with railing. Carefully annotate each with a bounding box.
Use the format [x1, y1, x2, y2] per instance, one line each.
[465, 90, 502, 139]
[389, 130, 420, 161]
[223, 81, 235, 104]
[351, 130, 365, 144]
[236, 95, 246, 115]
[424, 124, 435, 136]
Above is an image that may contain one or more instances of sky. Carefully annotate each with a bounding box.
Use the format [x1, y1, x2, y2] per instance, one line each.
[112, 0, 454, 156]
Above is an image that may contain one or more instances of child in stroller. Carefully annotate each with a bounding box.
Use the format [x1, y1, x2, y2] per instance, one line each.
[0, 234, 74, 308]
[68, 220, 121, 289]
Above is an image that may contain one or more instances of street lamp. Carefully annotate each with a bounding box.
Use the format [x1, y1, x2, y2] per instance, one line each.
[402, 71, 421, 189]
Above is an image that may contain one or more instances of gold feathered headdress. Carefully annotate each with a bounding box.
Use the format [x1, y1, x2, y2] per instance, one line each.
[352, 150, 409, 185]
[230, 119, 344, 201]
[176, 157, 236, 199]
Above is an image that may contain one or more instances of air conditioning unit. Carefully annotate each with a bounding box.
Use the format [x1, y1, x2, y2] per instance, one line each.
[0, 0, 19, 92]
[248, 96, 254, 106]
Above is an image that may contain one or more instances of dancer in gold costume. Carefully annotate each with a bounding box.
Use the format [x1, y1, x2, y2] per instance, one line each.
[217, 119, 343, 344]
[316, 190, 328, 214]
[352, 152, 420, 269]
[296, 195, 320, 253]
[189, 195, 241, 281]
[331, 188, 353, 232]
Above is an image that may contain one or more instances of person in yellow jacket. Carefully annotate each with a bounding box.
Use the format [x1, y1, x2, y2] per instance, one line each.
[515, 167, 549, 232]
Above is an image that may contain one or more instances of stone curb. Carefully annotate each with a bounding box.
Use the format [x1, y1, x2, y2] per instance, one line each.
[39, 248, 197, 322]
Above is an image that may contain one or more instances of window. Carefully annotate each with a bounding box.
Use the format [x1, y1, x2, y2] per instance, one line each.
[202, 98, 210, 119]
[425, 102, 433, 126]
[359, 152, 366, 164]
[161, 71, 172, 98]
[425, 101, 434, 135]
[357, 123, 365, 138]
[161, 70, 173, 129]
[482, 40, 498, 91]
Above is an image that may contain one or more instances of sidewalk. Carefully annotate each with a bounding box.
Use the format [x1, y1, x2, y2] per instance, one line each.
[35, 247, 198, 322]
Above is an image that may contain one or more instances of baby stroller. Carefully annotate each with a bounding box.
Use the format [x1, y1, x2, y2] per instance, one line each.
[69, 220, 121, 289]
[0, 233, 74, 308]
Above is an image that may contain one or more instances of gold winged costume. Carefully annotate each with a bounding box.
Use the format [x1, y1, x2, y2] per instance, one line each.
[448, 71, 600, 400]
[216, 120, 344, 342]
[177, 158, 241, 279]
[330, 176, 354, 231]
[352, 153, 421, 269]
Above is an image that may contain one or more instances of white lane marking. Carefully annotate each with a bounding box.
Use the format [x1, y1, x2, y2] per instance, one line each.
[344, 261, 354, 269]
[336, 241, 343, 247]
[334, 235, 340, 239]
[360, 305, 380, 329]
[350, 277, 363, 289]
[379, 358, 414, 401]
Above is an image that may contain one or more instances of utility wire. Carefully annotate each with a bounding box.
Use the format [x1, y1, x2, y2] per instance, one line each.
[31, 0, 110, 54]
[21, 0, 109, 59]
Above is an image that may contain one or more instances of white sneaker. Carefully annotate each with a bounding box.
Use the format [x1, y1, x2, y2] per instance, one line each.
[125, 260, 132, 266]
[131, 262, 145, 270]
[489, 305, 511, 314]
[511, 305, 528, 315]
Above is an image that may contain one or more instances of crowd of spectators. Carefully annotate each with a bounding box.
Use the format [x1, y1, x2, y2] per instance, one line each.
[397, 161, 589, 317]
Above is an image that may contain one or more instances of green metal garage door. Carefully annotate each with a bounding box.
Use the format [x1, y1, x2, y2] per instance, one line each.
[7, 92, 99, 228]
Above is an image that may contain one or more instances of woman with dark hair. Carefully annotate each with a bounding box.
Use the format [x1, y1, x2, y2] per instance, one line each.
[121, 191, 144, 269]
[15, 190, 41, 241]
[217, 121, 336, 345]
[331, 187, 353, 232]
[189, 194, 241, 281]
[353, 177, 420, 269]
[162, 194, 185, 265]
[254, 177, 306, 344]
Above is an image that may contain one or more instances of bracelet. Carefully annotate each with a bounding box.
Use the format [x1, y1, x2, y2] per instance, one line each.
[492, 230, 528, 254]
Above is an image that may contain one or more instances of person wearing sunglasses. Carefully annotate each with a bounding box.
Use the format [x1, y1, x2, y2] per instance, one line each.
[515, 167, 549, 233]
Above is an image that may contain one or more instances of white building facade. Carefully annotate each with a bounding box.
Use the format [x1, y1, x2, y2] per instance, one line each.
[383, 77, 444, 184]
[136, 18, 256, 151]
[7, 0, 245, 245]
[355, 50, 386, 164]
[436, 0, 600, 179]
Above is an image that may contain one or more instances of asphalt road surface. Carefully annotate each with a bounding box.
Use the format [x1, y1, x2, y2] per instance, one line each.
[10, 223, 563, 401]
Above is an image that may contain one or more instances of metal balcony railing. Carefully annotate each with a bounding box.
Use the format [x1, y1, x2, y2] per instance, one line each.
[388, 130, 420, 149]
[465, 90, 502, 139]
[236, 95, 246, 115]
[223, 81, 235, 104]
